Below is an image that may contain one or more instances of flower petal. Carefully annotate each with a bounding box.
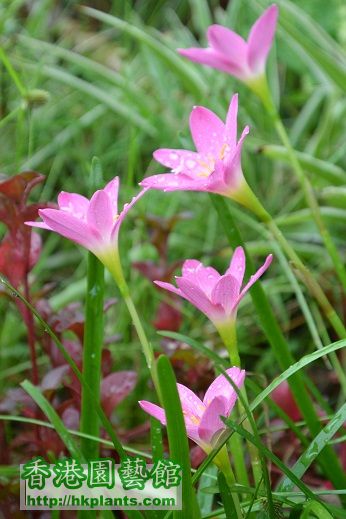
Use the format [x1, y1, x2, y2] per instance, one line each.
[178, 47, 243, 77]
[140, 173, 207, 192]
[111, 187, 149, 241]
[175, 276, 224, 321]
[139, 400, 166, 425]
[153, 149, 202, 176]
[225, 94, 238, 152]
[182, 260, 220, 297]
[247, 4, 278, 74]
[177, 383, 205, 419]
[210, 274, 239, 316]
[189, 106, 225, 156]
[207, 25, 247, 64]
[203, 367, 245, 415]
[154, 280, 183, 297]
[198, 395, 228, 443]
[226, 246, 246, 291]
[103, 177, 119, 215]
[57, 192, 89, 219]
[87, 190, 114, 239]
[38, 209, 101, 251]
[236, 254, 273, 306]
[223, 125, 249, 187]
[25, 220, 51, 230]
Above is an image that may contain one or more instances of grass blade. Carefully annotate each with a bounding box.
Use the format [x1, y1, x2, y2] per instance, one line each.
[156, 354, 200, 519]
[280, 402, 346, 492]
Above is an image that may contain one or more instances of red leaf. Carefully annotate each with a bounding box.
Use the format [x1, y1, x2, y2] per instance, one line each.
[41, 365, 69, 392]
[0, 171, 44, 203]
[101, 371, 137, 417]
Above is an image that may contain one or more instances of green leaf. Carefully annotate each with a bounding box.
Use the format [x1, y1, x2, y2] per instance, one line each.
[80, 6, 206, 100]
[21, 380, 84, 460]
[302, 501, 334, 519]
[280, 402, 346, 492]
[156, 355, 201, 519]
[210, 195, 346, 491]
[217, 472, 238, 519]
[260, 145, 346, 186]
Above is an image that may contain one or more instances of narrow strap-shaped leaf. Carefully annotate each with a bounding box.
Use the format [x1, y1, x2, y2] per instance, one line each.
[80, 252, 105, 459]
[280, 402, 346, 492]
[80, 7, 206, 100]
[210, 194, 346, 491]
[156, 355, 201, 519]
[22, 379, 84, 461]
[217, 472, 238, 519]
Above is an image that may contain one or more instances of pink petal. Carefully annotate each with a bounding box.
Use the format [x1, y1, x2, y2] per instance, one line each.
[111, 187, 149, 241]
[206, 159, 229, 195]
[203, 367, 245, 414]
[182, 260, 220, 297]
[139, 399, 200, 445]
[223, 125, 249, 187]
[247, 5, 279, 74]
[177, 383, 205, 419]
[57, 192, 89, 219]
[178, 47, 244, 77]
[139, 400, 166, 425]
[154, 280, 183, 297]
[153, 149, 202, 176]
[140, 173, 207, 192]
[189, 106, 225, 156]
[236, 254, 273, 306]
[25, 220, 50, 230]
[225, 94, 238, 152]
[103, 177, 119, 215]
[198, 396, 228, 443]
[87, 190, 114, 239]
[207, 25, 248, 64]
[184, 424, 202, 444]
[38, 209, 101, 251]
[210, 275, 239, 315]
[226, 246, 246, 290]
[175, 277, 224, 321]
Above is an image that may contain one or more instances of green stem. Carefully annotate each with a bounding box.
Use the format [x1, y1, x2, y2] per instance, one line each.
[214, 446, 243, 519]
[217, 322, 262, 487]
[238, 181, 346, 341]
[80, 253, 105, 460]
[228, 423, 250, 489]
[253, 75, 346, 295]
[103, 249, 159, 397]
[211, 195, 346, 492]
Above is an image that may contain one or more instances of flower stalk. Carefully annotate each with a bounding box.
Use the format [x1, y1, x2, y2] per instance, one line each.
[253, 74, 346, 296]
[217, 321, 262, 487]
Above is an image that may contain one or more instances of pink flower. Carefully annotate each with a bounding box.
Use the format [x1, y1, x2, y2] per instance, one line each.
[178, 5, 278, 84]
[155, 246, 272, 325]
[140, 95, 255, 205]
[139, 366, 245, 452]
[26, 178, 147, 275]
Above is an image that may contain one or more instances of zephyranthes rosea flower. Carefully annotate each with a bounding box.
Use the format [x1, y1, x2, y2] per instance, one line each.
[178, 5, 278, 89]
[155, 246, 272, 326]
[140, 94, 263, 210]
[26, 178, 147, 283]
[140, 366, 245, 453]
